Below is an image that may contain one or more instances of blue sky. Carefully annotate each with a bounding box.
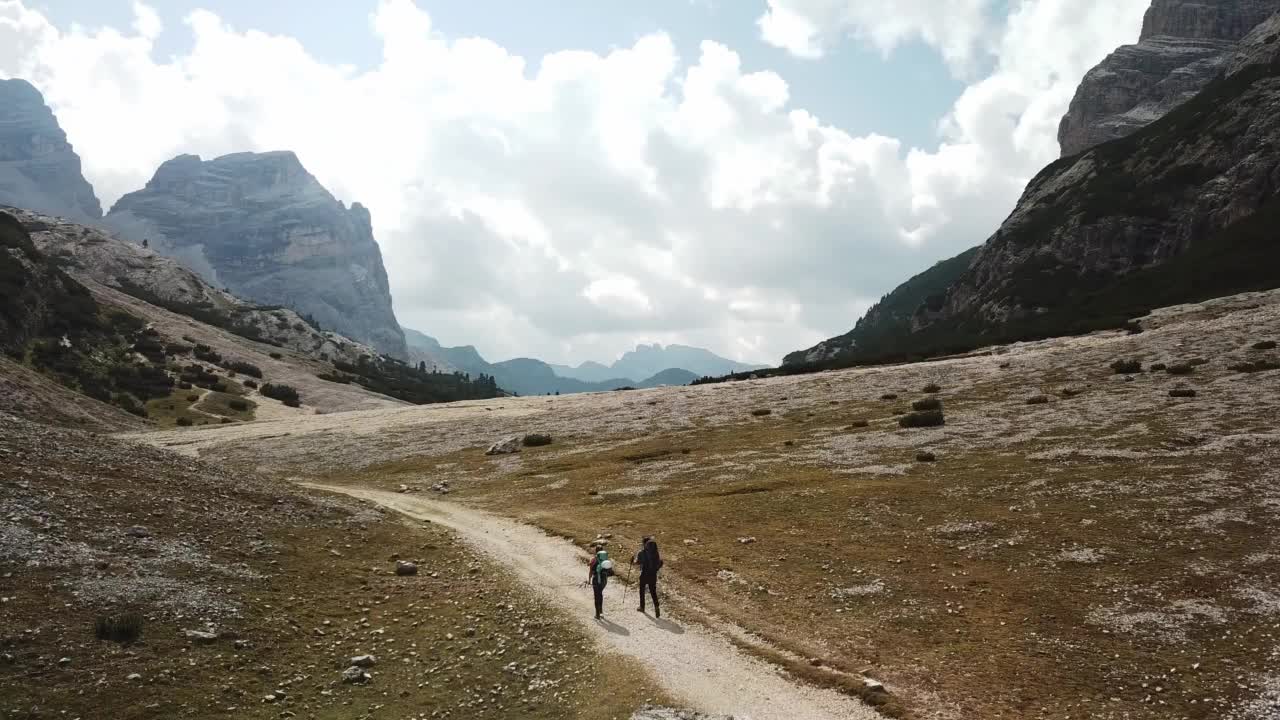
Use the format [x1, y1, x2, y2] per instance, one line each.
[6, 0, 1148, 364]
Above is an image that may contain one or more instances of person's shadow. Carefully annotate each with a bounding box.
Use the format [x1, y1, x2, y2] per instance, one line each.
[649, 616, 685, 634]
[594, 616, 630, 636]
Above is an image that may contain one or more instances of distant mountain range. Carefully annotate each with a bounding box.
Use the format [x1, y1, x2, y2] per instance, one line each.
[404, 330, 755, 395]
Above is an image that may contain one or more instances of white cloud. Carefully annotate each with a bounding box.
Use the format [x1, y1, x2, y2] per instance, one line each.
[0, 0, 1148, 365]
[758, 0, 998, 71]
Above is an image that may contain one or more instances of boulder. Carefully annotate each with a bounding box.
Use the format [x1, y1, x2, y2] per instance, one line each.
[395, 561, 418, 576]
[341, 665, 370, 684]
[486, 437, 521, 455]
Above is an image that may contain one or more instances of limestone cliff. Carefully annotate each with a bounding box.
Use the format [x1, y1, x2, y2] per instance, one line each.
[105, 151, 407, 358]
[0, 79, 102, 222]
[1058, 0, 1280, 156]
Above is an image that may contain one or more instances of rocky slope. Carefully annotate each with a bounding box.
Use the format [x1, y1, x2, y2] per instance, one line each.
[916, 56, 1280, 347]
[784, 248, 979, 366]
[1058, 0, 1280, 156]
[0, 79, 102, 222]
[105, 151, 407, 358]
[10, 208, 383, 367]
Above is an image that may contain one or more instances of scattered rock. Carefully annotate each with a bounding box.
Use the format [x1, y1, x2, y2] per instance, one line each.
[350, 654, 377, 668]
[124, 526, 151, 538]
[683, 539, 698, 546]
[485, 437, 521, 455]
[738, 536, 757, 544]
[395, 561, 418, 576]
[341, 665, 370, 684]
[183, 629, 218, 644]
[126, 673, 142, 682]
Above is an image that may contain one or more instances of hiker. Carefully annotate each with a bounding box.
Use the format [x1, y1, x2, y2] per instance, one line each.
[633, 535, 663, 618]
[588, 544, 614, 619]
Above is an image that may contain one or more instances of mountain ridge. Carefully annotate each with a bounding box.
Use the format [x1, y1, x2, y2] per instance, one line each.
[0, 78, 103, 223]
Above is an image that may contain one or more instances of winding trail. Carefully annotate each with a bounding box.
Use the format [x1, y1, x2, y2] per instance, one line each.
[305, 484, 880, 720]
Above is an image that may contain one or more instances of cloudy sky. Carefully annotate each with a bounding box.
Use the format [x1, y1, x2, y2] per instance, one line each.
[2, 0, 1148, 365]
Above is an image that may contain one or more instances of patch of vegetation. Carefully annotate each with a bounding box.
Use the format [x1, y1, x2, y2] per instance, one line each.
[1166, 363, 1195, 376]
[523, 433, 553, 447]
[1230, 359, 1280, 373]
[1111, 359, 1143, 375]
[899, 410, 945, 428]
[1026, 395, 1050, 405]
[849, 419, 870, 429]
[1150, 363, 1167, 372]
[261, 383, 301, 408]
[911, 397, 942, 412]
[751, 408, 772, 417]
[193, 344, 221, 363]
[94, 613, 143, 644]
[223, 360, 263, 378]
[922, 382, 941, 394]
[1253, 340, 1277, 350]
[880, 393, 899, 401]
[327, 356, 502, 404]
[1169, 388, 1197, 398]
[916, 451, 937, 462]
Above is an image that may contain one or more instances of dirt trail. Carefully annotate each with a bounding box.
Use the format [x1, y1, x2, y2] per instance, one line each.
[306, 484, 881, 720]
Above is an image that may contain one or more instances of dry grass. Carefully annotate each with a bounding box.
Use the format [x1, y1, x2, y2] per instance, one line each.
[131, 288, 1280, 719]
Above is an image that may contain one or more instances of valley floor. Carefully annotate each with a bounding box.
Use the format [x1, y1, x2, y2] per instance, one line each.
[125, 288, 1280, 719]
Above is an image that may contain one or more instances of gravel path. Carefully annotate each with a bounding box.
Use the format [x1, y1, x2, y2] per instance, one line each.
[307, 484, 881, 720]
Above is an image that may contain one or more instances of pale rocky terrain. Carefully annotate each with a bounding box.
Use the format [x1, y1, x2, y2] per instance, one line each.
[130, 288, 1280, 718]
[106, 151, 407, 358]
[0, 79, 102, 222]
[1058, 0, 1280, 156]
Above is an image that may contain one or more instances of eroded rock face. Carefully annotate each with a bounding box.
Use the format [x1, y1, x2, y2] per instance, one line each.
[105, 151, 407, 358]
[1058, 0, 1280, 156]
[0, 79, 102, 222]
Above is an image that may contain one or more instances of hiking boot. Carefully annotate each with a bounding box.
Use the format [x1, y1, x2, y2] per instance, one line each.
[637, 606, 645, 613]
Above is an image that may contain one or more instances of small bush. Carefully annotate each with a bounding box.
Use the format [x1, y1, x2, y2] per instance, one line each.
[1123, 321, 1144, 335]
[1230, 359, 1280, 373]
[1060, 387, 1082, 398]
[317, 372, 352, 384]
[1026, 395, 1050, 405]
[916, 451, 937, 462]
[176, 417, 193, 427]
[194, 344, 221, 363]
[221, 418, 232, 424]
[523, 433, 553, 447]
[1110, 359, 1142, 374]
[269, 352, 283, 360]
[1253, 340, 1278, 350]
[228, 399, 250, 412]
[243, 380, 258, 389]
[186, 394, 199, 402]
[751, 408, 772, 417]
[922, 383, 941, 394]
[849, 419, 870, 429]
[165, 343, 192, 356]
[1166, 363, 1195, 376]
[261, 383, 301, 407]
[911, 397, 942, 412]
[899, 410, 945, 428]
[1149, 363, 1167, 372]
[178, 382, 193, 390]
[880, 393, 898, 401]
[225, 360, 263, 378]
[1188, 358, 1208, 367]
[94, 613, 144, 643]
[1169, 388, 1197, 398]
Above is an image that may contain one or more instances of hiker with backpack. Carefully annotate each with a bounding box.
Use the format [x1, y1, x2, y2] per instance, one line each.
[632, 535, 663, 618]
[588, 544, 615, 619]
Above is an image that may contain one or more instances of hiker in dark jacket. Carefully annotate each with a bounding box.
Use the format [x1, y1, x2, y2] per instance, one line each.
[588, 545, 611, 619]
[633, 536, 662, 618]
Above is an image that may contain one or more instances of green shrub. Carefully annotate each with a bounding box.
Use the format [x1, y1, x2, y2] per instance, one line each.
[1150, 363, 1167, 372]
[228, 399, 250, 412]
[523, 433, 553, 447]
[751, 408, 772, 417]
[1026, 395, 1050, 405]
[186, 394, 199, 402]
[1060, 387, 1082, 398]
[94, 613, 143, 643]
[911, 397, 942, 412]
[1252, 340, 1277, 350]
[1166, 363, 1195, 376]
[849, 419, 870, 428]
[176, 417, 193, 427]
[225, 360, 263, 378]
[194, 344, 221, 363]
[922, 383, 941, 394]
[261, 383, 301, 407]
[916, 451, 937, 462]
[880, 393, 898, 401]
[269, 352, 283, 360]
[1169, 388, 1197, 398]
[1230, 359, 1280, 373]
[899, 410, 945, 428]
[243, 380, 258, 389]
[1110, 359, 1142, 374]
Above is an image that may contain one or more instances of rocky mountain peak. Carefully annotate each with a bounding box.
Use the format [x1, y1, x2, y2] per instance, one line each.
[1058, 0, 1280, 156]
[0, 78, 103, 222]
[105, 151, 408, 358]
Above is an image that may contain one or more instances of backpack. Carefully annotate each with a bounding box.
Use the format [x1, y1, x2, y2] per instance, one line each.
[595, 551, 615, 582]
